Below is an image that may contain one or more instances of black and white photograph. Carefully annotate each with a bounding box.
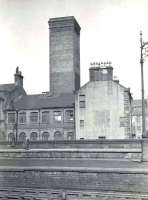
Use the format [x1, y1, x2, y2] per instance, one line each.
[0, 0, 148, 199]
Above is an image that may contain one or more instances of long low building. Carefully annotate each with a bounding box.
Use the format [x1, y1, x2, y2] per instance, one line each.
[6, 92, 75, 141]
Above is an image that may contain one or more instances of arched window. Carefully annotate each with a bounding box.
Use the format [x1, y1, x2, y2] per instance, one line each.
[19, 132, 26, 142]
[30, 132, 38, 141]
[42, 132, 50, 141]
[8, 132, 15, 142]
[54, 131, 63, 140]
[67, 132, 74, 140]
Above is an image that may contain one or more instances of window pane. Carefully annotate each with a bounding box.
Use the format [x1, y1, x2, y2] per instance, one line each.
[30, 132, 38, 141]
[54, 131, 63, 140]
[54, 111, 62, 121]
[8, 113, 16, 124]
[42, 132, 50, 141]
[30, 112, 38, 123]
[8, 132, 15, 142]
[67, 132, 74, 140]
[42, 111, 49, 123]
[120, 117, 126, 127]
[80, 101, 85, 108]
[79, 95, 86, 108]
[65, 110, 74, 121]
[19, 112, 26, 124]
[80, 120, 84, 128]
[19, 132, 26, 142]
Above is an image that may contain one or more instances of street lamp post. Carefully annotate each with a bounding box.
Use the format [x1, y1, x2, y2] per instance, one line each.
[140, 31, 148, 138]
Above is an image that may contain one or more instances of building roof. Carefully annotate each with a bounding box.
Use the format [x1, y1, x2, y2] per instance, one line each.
[0, 84, 16, 92]
[11, 93, 75, 110]
[77, 79, 128, 92]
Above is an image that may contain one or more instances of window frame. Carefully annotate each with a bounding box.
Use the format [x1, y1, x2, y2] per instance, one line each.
[79, 94, 86, 108]
[42, 131, 50, 141]
[65, 109, 74, 122]
[18, 112, 26, 124]
[19, 132, 26, 142]
[80, 120, 84, 128]
[30, 111, 39, 123]
[54, 131, 64, 140]
[53, 111, 62, 122]
[7, 112, 16, 124]
[30, 132, 38, 141]
[67, 132, 74, 140]
[41, 111, 50, 124]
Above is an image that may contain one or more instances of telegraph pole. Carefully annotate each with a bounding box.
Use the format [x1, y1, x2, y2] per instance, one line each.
[140, 31, 148, 138]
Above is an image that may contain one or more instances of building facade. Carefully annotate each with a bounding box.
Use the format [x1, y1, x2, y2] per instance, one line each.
[0, 16, 81, 142]
[132, 99, 148, 138]
[75, 64, 133, 139]
[0, 16, 135, 141]
[6, 93, 75, 142]
[0, 68, 26, 141]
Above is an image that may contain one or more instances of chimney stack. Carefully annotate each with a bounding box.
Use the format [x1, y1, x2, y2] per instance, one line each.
[14, 66, 23, 87]
[89, 62, 113, 82]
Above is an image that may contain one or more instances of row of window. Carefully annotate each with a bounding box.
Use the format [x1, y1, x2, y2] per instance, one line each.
[7, 110, 74, 124]
[8, 131, 74, 142]
[79, 94, 86, 108]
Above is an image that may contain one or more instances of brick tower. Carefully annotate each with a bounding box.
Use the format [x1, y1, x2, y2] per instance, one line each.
[48, 16, 81, 95]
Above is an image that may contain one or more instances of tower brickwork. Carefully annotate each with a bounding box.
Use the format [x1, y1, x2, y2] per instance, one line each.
[48, 16, 81, 95]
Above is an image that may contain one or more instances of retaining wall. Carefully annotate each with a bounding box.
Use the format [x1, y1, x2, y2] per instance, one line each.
[0, 167, 147, 197]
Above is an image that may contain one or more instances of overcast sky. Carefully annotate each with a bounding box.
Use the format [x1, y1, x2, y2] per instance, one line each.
[0, 0, 148, 99]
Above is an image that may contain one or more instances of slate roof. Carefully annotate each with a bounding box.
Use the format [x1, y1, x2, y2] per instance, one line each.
[0, 84, 16, 92]
[12, 93, 75, 110]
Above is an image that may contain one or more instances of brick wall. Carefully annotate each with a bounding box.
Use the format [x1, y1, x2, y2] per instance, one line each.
[0, 139, 147, 199]
[0, 168, 147, 195]
[49, 16, 80, 95]
[0, 187, 147, 199]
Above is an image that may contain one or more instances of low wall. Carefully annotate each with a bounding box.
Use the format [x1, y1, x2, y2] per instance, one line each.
[0, 148, 142, 161]
[0, 187, 147, 200]
[0, 167, 147, 195]
[0, 140, 147, 199]
[0, 139, 143, 149]
[0, 139, 144, 161]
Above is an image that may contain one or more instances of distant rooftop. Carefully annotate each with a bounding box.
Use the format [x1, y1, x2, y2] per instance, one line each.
[0, 84, 16, 92]
[9, 93, 75, 110]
